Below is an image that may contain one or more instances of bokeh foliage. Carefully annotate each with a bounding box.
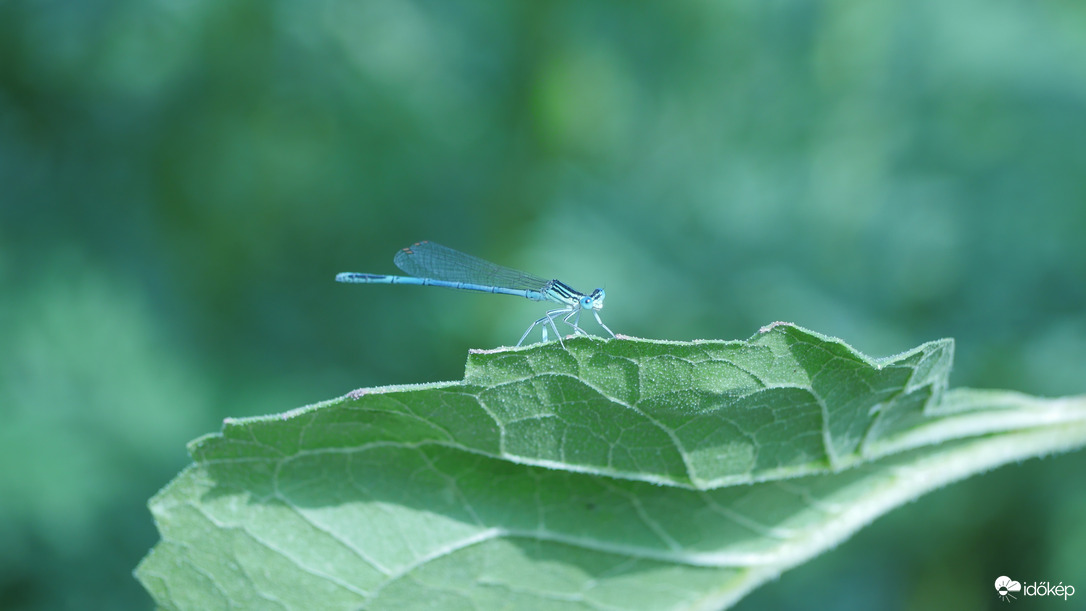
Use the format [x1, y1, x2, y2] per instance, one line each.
[1, 0, 1084, 609]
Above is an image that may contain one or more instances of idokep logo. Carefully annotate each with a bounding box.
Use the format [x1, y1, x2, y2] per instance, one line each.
[995, 576, 1076, 603]
[995, 576, 1021, 602]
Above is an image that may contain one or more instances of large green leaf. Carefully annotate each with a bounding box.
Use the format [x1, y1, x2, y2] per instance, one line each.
[135, 324, 1086, 610]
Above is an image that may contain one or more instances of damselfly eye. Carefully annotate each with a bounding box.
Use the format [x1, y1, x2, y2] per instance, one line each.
[581, 296, 592, 308]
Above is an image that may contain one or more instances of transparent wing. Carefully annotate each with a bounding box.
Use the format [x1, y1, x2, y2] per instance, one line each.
[393, 241, 551, 292]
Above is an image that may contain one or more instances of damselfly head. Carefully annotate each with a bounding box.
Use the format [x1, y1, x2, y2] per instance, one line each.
[587, 288, 606, 310]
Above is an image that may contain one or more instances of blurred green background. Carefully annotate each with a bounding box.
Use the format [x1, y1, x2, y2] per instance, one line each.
[2, 0, 1084, 609]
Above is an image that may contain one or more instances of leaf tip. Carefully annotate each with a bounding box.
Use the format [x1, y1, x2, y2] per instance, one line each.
[757, 320, 796, 334]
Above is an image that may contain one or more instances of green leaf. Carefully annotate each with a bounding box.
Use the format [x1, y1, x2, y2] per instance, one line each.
[135, 324, 1086, 610]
